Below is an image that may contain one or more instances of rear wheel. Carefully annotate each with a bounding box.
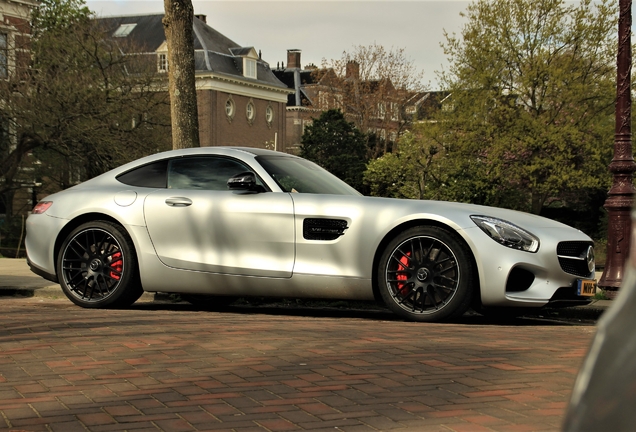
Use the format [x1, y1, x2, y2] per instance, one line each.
[378, 226, 475, 322]
[57, 221, 143, 308]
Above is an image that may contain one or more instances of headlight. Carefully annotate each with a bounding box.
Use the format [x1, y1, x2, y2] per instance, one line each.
[471, 215, 540, 253]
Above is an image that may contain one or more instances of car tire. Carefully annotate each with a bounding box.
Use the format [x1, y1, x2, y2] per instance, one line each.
[378, 226, 475, 322]
[57, 221, 143, 308]
[181, 294, 237, 309]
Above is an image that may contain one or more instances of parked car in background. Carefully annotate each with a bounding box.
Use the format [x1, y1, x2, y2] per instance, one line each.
[26, 147, 596, 322]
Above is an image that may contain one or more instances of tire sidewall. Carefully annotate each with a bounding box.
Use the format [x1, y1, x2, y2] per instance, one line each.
[378, 226, 475, 322]
[57, 221, 138, 308]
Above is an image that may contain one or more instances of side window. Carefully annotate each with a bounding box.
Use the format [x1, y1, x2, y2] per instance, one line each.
[117, 160, 168, 188]
[168, 156, 257, 190]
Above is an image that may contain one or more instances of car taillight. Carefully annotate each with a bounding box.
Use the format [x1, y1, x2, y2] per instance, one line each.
[32, 201, 53, 214]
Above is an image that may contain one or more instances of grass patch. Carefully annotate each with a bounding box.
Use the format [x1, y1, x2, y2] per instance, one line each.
[594, 290, 610, 300]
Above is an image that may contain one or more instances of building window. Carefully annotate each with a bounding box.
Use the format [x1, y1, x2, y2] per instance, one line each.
[335, 94, 343, 109]
[0, 33, 7, 79]
[244, 58, 257, 79]
[390, 102, 399, 121]
[378, 102, 386, 119]
[246, 101, 255, 124]
[158, 53, 168, 73]
[113, 23, 137, 38]
[319, 92, 328, 109]
[265, 105, 274, 125]
[225, 96, 235, 122]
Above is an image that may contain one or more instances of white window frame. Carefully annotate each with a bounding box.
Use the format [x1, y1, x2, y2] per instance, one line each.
[158, 53, 168, 73]
[378, 102, 386, 119]
[265, 105, 274, 124]
[225, 96, 235, 122]
[390, 102, 399, 121]
[244, 58, 257, 79]
[246, 100, 255, 124]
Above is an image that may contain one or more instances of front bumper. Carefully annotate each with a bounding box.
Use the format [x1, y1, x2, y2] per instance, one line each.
[466, 226, 595, 308]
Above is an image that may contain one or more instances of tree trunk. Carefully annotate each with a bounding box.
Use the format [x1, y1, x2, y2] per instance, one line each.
[531, 191, 545, 215]
[162, 0, 200, 149]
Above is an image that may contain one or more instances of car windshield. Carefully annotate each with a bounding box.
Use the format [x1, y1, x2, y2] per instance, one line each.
[256, 156, 361, 196]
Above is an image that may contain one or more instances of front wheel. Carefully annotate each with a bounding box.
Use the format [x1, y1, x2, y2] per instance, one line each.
[57, 221, 143, 308]
[378, 226, 475, 322]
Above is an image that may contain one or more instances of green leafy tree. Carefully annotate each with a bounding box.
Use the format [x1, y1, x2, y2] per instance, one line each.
[300, 109, 368, 191]
[432, 0, 616, 214]
[1, 0, 171, 190]
[0, 0, 171, 243]
[365, 129, 444, 200]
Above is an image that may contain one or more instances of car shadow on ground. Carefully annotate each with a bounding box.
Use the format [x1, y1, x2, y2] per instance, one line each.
[128, 297, 599, 326]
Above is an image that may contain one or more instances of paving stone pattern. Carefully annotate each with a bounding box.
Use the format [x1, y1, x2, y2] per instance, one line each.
[0, 298, 595, 431]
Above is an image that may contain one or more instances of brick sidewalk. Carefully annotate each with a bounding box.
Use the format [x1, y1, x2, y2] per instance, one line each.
[0, 298, 595, 431]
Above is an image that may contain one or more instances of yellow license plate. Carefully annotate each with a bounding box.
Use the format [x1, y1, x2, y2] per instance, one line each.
[577, 279, 596, 297]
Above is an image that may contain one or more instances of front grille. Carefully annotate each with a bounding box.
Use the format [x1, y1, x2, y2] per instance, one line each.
[557, 241, 594, 277]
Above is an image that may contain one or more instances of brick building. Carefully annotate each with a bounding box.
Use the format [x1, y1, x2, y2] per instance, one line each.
[0, 0, 37, 231]
[98, 14, 293, 152]
[0, 0, 34, 79]
[273, 49, 406, 155]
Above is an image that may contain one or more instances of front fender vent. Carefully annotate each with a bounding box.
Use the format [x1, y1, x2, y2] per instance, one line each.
[303, 218, 348, 241]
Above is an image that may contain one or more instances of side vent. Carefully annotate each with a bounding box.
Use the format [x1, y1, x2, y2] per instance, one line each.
[303, 218, 348, 240]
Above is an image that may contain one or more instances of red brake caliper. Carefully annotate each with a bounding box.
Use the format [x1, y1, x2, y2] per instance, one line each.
[396, 252, 411, 294]
[110, 252, 123, 280]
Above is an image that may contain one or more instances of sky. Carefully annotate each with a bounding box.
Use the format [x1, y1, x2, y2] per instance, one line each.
[85, 1, 472, 90]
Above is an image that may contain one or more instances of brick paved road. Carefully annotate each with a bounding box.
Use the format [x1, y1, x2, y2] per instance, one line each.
[0, 298, 595, 432]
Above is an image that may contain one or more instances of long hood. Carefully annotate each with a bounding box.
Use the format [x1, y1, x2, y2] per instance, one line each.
[360, 196, 579, 232]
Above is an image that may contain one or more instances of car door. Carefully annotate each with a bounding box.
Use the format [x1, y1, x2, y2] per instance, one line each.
[144, 155, 295, 278]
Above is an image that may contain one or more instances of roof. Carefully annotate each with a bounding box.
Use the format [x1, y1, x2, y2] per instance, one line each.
[273, 67, 339, 107]
[96, 14, 288, 89]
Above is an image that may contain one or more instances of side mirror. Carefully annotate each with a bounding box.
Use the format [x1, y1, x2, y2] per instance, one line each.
[227, 171, 257, 191]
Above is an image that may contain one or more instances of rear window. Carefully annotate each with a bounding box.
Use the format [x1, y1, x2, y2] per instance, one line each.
[117, 160, 168, 188]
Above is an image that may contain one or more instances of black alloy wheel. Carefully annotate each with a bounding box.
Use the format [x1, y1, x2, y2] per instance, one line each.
[57, 221, 142, 308]
[378, 226, 475, 322]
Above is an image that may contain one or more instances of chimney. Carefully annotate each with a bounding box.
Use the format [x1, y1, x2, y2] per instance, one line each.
[287, 49, 301, 69]
[346, 61, 360, 80]
[194, 14, 207, 23]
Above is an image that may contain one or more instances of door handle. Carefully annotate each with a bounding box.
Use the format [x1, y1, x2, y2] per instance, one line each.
[165, 197, 192, 207]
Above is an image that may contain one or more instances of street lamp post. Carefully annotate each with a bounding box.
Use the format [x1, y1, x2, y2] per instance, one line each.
[598, 0, 635, 296]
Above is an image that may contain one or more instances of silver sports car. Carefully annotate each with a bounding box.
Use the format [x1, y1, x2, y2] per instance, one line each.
[25, 147, 596, 322]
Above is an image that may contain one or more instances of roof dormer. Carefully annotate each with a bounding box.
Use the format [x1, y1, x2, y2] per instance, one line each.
[230, 47, 259, 79]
